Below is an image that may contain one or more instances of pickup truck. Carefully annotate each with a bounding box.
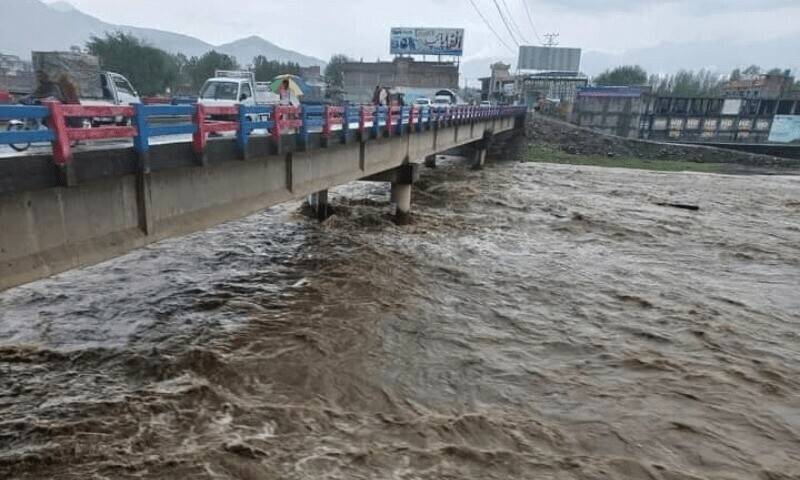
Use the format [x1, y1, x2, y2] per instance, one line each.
[31, 51, 140, 125]
[198, 70, 278, 120]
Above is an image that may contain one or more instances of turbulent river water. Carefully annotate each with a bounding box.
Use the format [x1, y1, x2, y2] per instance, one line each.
[1, 158, 799, 479]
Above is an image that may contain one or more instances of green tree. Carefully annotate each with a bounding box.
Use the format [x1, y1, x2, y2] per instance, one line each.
[324, 54, 351, 89]
[593, 65, 648, 86]
[648, 69, 725, 96]
[743, 65, 761, 75]
[86, 32, 179, 96]
[184, 51, 239, 90]
[252, 55, 300, 82]
[730, 68, 742, 81]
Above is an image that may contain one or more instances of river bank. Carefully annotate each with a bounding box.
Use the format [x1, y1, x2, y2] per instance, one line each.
[522, 115, 800, 175]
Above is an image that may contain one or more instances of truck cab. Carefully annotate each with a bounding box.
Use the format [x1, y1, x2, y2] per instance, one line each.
[198, 70, 277, 109]
[100, 72, 140, 105]
[199, 77, 253, 108]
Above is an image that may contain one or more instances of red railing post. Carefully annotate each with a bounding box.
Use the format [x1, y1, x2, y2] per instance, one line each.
[271, 105, 282, 142]
[192, 103, 206, 155]
[322, 105, 332, 138]
[409, 105, 416, 133]
[44, 100, 71, 166]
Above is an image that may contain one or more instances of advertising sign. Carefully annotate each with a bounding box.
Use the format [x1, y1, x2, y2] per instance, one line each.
[721, 98, 742, 116]
[768, 115, 800, 143]
[390, 28, 465, 56]
[518, 46, 581, 72]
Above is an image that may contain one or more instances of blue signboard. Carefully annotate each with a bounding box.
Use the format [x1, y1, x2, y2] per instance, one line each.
[390, 28, 465, 56]
[768, 115, 800, 143]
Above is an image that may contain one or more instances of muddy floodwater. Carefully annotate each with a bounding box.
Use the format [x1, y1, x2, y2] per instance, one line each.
[1, 159, 799, 479]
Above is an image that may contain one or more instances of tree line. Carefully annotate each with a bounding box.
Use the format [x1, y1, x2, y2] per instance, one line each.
[86, 32, 303, 96]
[592, 64, 798, 96]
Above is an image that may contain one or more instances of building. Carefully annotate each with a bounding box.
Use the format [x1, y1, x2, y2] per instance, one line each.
[0, 53, 33, 96]
[299, 65, 323, 83]
[518, 71, 588, 105]
[571, 86, 649, 138]
[642, 92, 800, 143]
[480, 62, 515, 102]
[480, 62, 588, 110]
[571, 84, 800, 143]
[340, 57, 459, 103]
[722, 73, 794, 99]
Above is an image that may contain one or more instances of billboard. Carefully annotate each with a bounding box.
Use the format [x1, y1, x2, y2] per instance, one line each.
[768, 115, 800, 143]
[518, 46, 581, 72]
[390, 28, 465, 56]
[721, 98, 742, 116]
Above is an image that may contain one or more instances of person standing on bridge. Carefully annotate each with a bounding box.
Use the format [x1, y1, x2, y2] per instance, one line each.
[279, 79, 291, 106]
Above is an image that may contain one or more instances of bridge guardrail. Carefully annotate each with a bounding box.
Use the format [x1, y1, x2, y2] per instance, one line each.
[0, 105, 54, 147]
[1, 102, 527, 165]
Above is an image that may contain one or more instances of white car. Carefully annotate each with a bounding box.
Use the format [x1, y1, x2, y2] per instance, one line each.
[433, 95, 453, 106]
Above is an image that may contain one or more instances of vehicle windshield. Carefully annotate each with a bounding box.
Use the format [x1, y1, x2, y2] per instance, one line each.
[200, 81, 239, 100]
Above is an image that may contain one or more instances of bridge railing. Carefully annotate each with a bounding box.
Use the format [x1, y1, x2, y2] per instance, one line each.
[133, 104, 196, 157]
[0, 105, 54, 147]
[50, 102, 137, 165]
[1, 102, 527, 164]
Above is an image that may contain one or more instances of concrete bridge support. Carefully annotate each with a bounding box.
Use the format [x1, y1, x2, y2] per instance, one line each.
[391, 183, 412, 217]
[307, 189, 330, 221]
[362, 163, 419, 219]
[467, 129, 494, 170]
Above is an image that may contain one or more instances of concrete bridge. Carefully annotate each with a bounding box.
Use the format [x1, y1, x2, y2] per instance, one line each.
[0, 103, 526, 290]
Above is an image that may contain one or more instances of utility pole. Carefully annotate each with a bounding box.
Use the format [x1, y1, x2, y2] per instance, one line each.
[543, 33, 560, 47]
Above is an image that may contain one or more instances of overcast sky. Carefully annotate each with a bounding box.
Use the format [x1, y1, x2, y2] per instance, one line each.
[45, 0, 800, 65]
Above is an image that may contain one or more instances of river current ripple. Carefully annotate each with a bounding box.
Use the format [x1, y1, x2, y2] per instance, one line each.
[1, 159, 799, 479]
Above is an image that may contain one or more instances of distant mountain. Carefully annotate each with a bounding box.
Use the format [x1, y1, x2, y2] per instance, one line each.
[0, 0, 325, 67]
[216, 36, 325, 69]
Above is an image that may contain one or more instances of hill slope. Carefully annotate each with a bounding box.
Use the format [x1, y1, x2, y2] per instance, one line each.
[1, 0, 325, 67]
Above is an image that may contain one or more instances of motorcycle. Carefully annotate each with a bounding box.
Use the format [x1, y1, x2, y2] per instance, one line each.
[6, 97, 87, 152]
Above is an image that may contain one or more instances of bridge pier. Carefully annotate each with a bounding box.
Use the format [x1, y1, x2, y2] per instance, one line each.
[472, 148, 487, 170]
[472, 129, 495, 170]
[307, 189, 330, 221]
[362, 163, 419, 220]
[391, 183, 411, 217]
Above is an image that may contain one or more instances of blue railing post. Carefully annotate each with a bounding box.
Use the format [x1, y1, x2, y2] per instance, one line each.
[236, 104, 249, 160]
[371, 106, 382, 138]
[132, 103, 150, 163]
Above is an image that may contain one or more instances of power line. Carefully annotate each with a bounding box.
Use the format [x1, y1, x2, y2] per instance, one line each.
[500, 0, 530, 45]
[520, 0, 543, 44]
[492, 0, 521, 47]
[467, 0, 516, 55]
